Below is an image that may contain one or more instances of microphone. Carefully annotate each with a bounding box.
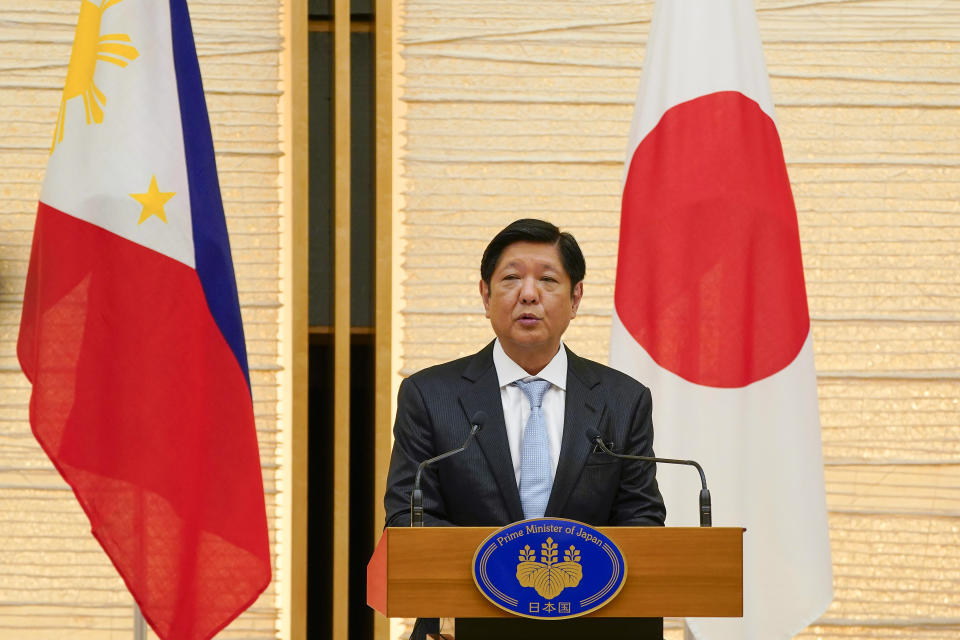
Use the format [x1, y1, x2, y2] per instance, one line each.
[410, 411, 488, 527]
[586, 429, 712, 527]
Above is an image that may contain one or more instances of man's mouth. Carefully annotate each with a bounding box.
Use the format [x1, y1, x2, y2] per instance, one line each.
[516, 313, 541, 326]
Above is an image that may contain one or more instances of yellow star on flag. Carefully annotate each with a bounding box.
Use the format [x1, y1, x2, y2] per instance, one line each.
[130, 175, 176, 224]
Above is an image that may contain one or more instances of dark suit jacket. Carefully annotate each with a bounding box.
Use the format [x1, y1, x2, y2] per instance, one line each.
[384, 341, 666, 528]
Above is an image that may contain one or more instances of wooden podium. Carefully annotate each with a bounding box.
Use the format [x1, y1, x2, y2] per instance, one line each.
[368, 526, 743, 639]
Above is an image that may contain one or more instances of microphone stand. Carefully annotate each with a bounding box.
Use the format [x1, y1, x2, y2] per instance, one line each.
[591, 435, 712, 527]
[410, 415, 485, 527]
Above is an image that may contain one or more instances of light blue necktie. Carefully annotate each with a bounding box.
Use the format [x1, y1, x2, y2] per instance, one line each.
[514, 378, 553, 519]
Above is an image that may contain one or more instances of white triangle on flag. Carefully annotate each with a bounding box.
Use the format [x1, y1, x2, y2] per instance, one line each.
[42, 0, 195, 269]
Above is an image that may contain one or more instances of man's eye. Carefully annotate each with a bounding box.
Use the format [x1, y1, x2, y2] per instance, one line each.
[503, 274, 520, 280]
[541, 276, 557, 283]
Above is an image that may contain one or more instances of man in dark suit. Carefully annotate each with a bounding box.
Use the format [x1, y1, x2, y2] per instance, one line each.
[383, 218, 665, 637]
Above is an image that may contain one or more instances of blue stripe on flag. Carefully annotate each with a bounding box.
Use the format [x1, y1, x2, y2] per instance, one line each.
[168, 0, 251, 388]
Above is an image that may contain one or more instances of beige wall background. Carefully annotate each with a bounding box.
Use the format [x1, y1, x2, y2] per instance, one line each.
[0, 0, 285, 637]
[398, 0, 960, 638]
[0, 0, 958, 639]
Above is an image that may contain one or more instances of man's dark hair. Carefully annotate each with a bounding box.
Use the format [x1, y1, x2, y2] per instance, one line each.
[480, 218, 585, 292]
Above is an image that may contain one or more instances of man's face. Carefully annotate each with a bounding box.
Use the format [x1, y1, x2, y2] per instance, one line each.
[480, 241, 583, 360]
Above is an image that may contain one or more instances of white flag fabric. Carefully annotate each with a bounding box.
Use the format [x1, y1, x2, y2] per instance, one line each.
[609, 1, 833, 638]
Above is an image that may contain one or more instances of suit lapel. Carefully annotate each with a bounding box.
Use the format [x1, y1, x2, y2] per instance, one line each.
[459, 342, 525, 522]
[546, 347, 604, 517]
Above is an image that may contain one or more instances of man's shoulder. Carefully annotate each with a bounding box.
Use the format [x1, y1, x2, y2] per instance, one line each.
[566, 348, 650, 394]
[403, 343, 494, 389]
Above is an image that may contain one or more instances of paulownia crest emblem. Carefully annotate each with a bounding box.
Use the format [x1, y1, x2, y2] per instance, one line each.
[515, 537, 583, 599]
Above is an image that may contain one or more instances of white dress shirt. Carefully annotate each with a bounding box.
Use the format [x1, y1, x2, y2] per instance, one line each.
[492, 339, 567, 486]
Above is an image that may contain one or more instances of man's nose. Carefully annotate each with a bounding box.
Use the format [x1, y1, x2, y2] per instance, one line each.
[519, 277, 539, 304]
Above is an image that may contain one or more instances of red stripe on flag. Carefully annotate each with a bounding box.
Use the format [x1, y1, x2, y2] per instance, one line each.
[616, 91, 809, 388]
[18, 203, 270, 640]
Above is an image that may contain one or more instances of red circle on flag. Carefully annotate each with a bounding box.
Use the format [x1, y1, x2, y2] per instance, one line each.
[615, 91, 809, 388]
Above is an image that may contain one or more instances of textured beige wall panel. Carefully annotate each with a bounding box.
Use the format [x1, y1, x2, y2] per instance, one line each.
[0, 0, 284, 637]
[399, 0, 960, 637]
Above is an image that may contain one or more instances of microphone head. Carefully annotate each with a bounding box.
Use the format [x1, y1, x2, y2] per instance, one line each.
[585, 429, 602, 443]
[470, 411, 488, 431]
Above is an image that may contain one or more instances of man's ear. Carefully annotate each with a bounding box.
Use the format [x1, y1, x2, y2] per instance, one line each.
[570, 281, 583, 318]
[479, 279, 491, 318]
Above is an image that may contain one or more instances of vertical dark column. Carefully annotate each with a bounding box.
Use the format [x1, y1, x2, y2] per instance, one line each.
[306, 21, 334, 639]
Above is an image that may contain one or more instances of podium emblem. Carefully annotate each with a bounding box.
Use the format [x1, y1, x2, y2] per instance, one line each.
[472, 518, 627, 619]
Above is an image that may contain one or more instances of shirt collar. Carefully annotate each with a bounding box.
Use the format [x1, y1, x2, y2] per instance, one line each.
[492, 339, 567, 391]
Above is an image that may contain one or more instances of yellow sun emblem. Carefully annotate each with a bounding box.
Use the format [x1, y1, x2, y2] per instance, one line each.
[52, 0, 139, 152]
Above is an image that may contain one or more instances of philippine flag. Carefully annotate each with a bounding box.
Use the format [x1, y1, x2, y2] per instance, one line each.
[17, 1, 270, 639]
[610, 1, 833, 639]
